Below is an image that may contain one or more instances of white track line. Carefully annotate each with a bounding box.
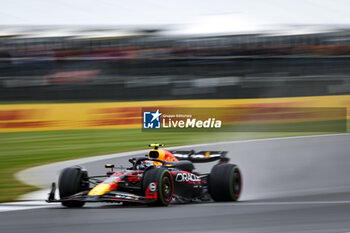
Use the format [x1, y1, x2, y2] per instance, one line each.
[173, 132, 350, 149]
[0, 201, 59, 212]
[2, 199, 350, 213]
[16, 132, 350, 187]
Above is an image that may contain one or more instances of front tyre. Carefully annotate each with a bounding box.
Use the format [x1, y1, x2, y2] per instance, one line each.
[143, 168, 174, 206]
[58, 166, 88, 208]
[209, 164, 242, 202]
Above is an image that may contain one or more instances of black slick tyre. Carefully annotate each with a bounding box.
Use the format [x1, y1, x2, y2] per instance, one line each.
[58, 166, 87, 208]
[209, 163, 242, 202]
[143, 168, 174, 206]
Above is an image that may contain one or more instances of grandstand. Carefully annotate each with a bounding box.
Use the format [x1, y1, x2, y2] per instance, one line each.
[0, 25, 350, 100]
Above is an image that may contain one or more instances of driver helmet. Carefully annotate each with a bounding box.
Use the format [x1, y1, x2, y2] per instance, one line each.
[148, 149, 178, 164]
[136, 161, 154, 170]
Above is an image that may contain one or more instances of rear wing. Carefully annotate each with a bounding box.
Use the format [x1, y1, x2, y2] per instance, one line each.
[170, 150, 229, 163]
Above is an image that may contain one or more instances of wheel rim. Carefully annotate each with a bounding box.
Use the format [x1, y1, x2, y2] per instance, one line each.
[231, 168, 242, 199]
[161, 174, 173, 202]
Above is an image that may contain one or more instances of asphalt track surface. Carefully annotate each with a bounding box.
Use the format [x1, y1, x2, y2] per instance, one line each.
[2, 134, 350, 233]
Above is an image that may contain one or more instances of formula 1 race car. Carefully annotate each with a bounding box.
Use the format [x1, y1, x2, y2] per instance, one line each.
[47, 144, 242, 207]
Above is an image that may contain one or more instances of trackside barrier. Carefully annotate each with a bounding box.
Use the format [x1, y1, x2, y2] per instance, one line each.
[1, 95, 350, 132]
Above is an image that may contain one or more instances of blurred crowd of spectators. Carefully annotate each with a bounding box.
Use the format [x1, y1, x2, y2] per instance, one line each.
[1, 29, 350, 62]
[1, 29, 350, 92]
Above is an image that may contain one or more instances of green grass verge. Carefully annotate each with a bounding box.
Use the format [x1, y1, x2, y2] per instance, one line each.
[0, 128, 346, 202]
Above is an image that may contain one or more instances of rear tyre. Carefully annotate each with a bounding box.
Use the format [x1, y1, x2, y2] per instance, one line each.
[58, 166, 88, 208]
[209, 164, 242, 202]
[143, 168, 174, 206]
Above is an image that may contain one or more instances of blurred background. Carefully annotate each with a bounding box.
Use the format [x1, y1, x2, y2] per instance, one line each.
[1, 0, 350, 203]
[1, 24, 350, 100]
[1, 0, 350, 101]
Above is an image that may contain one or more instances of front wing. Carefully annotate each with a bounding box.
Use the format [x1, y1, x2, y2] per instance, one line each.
[46, 183, 157, 204]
